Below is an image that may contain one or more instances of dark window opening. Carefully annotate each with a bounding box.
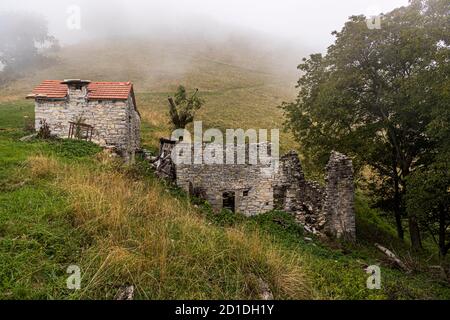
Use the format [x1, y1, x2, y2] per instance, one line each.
[222, 191, 236, 213]
[243, 189, 250, 197]
[188, 182, 194, 197]
[273, 186, 287, 210]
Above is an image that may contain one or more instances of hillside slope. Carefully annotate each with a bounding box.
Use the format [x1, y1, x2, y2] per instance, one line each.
[2, 37, 300, 151]
[2, 37, 449, 300]
[1, 100, 450, 300]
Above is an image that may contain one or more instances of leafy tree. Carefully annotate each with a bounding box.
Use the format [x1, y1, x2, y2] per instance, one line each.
[281, 0, 449, 250]
[0, 11, 58, 83]
[168, 86, 204, 129]
[407, 154, 450, 259]
[407, 25, 450, 259]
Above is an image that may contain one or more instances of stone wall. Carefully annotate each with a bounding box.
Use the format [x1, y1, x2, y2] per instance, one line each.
[175, 143, 275, 216]
[323, 151, 356, 240]
[156, 140, 356, 239]
[272, 151, 326, 230]
[34, 86, 140, 159]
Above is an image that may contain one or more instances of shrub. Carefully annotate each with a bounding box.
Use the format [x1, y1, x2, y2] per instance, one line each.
[36, 119, 51, 139]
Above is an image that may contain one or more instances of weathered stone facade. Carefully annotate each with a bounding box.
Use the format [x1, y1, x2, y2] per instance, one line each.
[28, 80, 141, 160]
[323, 152, 356, 240]
[175, 144, 275, 216]
[155, 140, 356, 239]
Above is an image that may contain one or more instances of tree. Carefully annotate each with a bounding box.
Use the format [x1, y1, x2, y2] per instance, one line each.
[407, 25, 450, 259]
[0, 11, 58, 84]
[407, 154, 450, 259]
[168, 86, 204, 129]
[281, 0, 449, 250]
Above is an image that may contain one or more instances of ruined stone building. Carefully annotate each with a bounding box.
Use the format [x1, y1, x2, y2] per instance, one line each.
[154, 140, 356, 240]
[27, 79, 141, 160]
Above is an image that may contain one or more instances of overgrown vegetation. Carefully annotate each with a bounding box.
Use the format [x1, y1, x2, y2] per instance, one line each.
[1, 1, 449, 298]
[1, 94, 450, 300]
[282, 0, 450, 254]
[0, 101, 310, 299]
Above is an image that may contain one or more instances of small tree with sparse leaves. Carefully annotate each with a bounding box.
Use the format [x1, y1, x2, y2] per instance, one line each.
[168, 86, 204, 129]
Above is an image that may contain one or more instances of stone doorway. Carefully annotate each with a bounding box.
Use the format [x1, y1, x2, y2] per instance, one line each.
[273, 186, 287, 210]
[222, 191, 236, 213]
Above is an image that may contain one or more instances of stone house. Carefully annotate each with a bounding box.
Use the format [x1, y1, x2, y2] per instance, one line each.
[27, 79, 141, 160]
[155, 140, 356, 240]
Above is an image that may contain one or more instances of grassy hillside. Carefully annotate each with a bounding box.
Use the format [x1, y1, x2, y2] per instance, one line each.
[0, 100, 310, 299]
[1, 38, 449, 299]
[1, 38, 299, 152]
[1, 100, 450, 300]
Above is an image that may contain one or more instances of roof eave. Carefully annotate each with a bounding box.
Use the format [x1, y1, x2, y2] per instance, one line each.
[26, 94, 67, 100]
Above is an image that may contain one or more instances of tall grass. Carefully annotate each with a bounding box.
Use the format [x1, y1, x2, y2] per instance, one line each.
[27, 155, 310, 299]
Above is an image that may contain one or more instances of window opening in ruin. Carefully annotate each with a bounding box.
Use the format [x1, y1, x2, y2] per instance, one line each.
[222, 191, 236, 213]
[273, 186, 287, 210]
[189, 182, 194, 197]
[243, 189, 250, 197]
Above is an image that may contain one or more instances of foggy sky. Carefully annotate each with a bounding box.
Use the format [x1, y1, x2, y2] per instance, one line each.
[0, 0, 409, 51]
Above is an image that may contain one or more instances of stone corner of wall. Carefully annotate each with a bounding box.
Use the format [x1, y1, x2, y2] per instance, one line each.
[323, 150, 356, 240]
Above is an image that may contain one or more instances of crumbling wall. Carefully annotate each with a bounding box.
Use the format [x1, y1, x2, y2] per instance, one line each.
[154, 140, 356, 239]
[174, 143, 275, 216]
[323, 151, 356, 240]
[273, 151, 325, 231]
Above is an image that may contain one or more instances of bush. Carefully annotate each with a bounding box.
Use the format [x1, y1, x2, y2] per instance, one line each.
[36, 119, 51, 139]
[206, 208, 246, 227]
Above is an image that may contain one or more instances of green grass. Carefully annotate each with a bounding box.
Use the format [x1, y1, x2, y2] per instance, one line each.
[0, 102, 91, 299]
[2, 37, 450, 299]
[137, 87, 297, 154]
[203, 208, 450, 299]
[0, 184, 85, 299]
[0, 101, 310, 299]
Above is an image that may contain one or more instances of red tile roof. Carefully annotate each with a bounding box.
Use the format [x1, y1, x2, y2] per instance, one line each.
[28, 80, 68, 99]
[27, 80, 134, 101]
[87, 82, 133, 100]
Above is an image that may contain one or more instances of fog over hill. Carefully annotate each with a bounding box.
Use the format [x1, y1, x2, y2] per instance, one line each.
[0, 0, 410, 151]
[0, 0, 409, 51]
[0, 0, 410, 93]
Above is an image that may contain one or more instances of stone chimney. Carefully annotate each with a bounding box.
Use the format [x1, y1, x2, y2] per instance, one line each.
[62, 79, 91, 102]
